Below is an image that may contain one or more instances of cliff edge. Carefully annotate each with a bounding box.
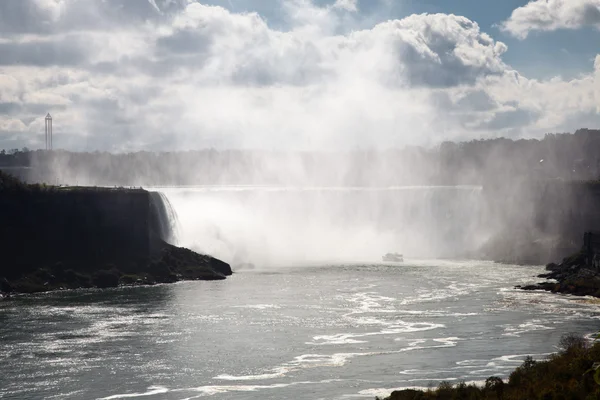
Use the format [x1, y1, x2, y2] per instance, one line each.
[0, 171, 232, 294]
[517, 232, 600, 297]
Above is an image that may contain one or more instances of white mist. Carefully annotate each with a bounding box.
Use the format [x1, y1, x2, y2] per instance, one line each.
[161, 186, 488, 269]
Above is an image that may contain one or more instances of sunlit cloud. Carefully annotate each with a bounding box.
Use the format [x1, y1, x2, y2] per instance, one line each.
[500, 0, 600, 39]
[0, 0, 598, 151]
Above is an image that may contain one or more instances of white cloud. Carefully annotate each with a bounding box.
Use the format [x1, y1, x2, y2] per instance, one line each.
[500, 0, 600, 39]
[0, 117, 27, 133]
[0, 0, 598, 151]
[333, 0, 358, 12]
[369, 14, 508, 87]
[33, 0, 68, 20]
[595, 55, 600, 112]
[0, 74, 21, 103]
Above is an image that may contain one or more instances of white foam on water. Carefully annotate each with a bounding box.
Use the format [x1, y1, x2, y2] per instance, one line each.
[353, 380, 487, 399]
[454, 359, 494, 368]
[351, 316, 393, 325]
[214, 366, 290, 381]
[293, 352, 356, 367]
[351, 387, 432, 398]
[96, 386, 169, 400]
[231, 304, 282, 310]
[394, 337, 460, 350]
[389, 322, 446, 333]
[492, 354, 547, 363]
[399, 368, 456, 376]
[214, 353, 357, 381]
[344, 292, 397, 314]
[306, 333, 368, 345]
[174, 379, 350, 399]
[400, 283, 478, 305]
[214, 350, 408, 382]
[501, 319, 555, 337]
[175, 383, 292, 398]
[406, 339, 428, 347]
[45, 390, 87, 399]
[306, 321, 445, 345]
[370, 309, 478, 317]
[433, 337, 461, 346]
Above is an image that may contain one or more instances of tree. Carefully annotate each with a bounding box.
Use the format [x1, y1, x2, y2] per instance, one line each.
[485, 376, 504, 399]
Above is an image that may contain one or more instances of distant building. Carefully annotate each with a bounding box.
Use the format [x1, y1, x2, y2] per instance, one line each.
[45, 113, 53, 150]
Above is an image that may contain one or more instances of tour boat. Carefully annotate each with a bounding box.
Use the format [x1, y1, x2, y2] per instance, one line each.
[382, 253, 404, 262]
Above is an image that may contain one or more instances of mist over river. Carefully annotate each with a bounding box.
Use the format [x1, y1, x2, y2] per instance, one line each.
[2, 186, 600, 400]
[160, 186, 488, 267]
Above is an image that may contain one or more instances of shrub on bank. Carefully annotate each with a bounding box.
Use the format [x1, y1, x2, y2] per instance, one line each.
[380, 334, 600, 400]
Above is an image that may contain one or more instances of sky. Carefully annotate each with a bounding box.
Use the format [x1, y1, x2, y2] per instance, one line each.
[0, 0, 600, 151]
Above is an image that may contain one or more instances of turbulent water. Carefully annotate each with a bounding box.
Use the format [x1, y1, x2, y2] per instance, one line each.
[2, 186, 600, 400]
[161, 186, 488, 267]
[2, 261, 600, 400]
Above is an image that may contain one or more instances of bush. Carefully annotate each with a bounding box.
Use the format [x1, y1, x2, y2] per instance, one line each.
[381, 338, 600, 400]
[559, 333, 589, 355]
[485, 376, 504, 399]
[92, 269, 120, 288]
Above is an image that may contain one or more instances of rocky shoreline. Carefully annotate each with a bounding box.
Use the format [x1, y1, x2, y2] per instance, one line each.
[516, 249, 600, 297]
[0, 242, 232, 296]
[0, 170, 232, 296]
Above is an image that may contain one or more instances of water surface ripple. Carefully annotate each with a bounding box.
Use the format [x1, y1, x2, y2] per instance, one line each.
[1, 260, 599, 399]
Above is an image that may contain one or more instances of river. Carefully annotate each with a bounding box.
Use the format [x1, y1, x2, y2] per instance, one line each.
[2, 186, 599, 399]
[2, 260, 600, 400]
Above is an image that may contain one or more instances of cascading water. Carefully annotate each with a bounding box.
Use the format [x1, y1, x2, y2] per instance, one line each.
[161, 186, 488, 268]
[149, 191, 181, 245]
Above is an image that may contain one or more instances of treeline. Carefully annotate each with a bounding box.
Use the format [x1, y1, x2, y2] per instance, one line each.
[0, 170, 26, 190]
[1, 129, 599, 186]
[0, 169, 57, 192]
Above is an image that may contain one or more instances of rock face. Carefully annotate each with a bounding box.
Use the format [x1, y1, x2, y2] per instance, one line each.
[479, 181, 600, 265]
[0, 173, 231, 294]
[516, 235, 600, 297]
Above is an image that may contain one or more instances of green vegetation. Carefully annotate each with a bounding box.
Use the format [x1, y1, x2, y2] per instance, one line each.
[0, 169, 50, 192]
[0, 169, 142, 193]
[3, 129, 600, 187]
[379, 334, 600, 400]
[0, 169, 24, 189]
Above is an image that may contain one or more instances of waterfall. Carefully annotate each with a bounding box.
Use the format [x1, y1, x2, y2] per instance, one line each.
[160, 186, 488, 267]
[149, 191, 180, 245]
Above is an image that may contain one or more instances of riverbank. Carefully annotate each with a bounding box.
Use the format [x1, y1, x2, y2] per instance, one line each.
[515, 245, 600, 298]
[0, 171, 231, 295]
[380, 334, 600, 400]
[0, 241, 232, 295]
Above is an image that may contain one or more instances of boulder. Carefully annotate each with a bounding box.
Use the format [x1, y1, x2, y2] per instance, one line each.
[92, 270, 120, 288]
[0, 277, 14, 293]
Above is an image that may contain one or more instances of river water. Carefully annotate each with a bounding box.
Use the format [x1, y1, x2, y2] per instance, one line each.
[2, 260, 600, 400]
[3, 186, 600, 399]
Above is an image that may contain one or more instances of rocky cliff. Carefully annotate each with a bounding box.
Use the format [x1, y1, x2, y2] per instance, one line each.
[479, 180, 600, 265]
[0, 171, 231, 294]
